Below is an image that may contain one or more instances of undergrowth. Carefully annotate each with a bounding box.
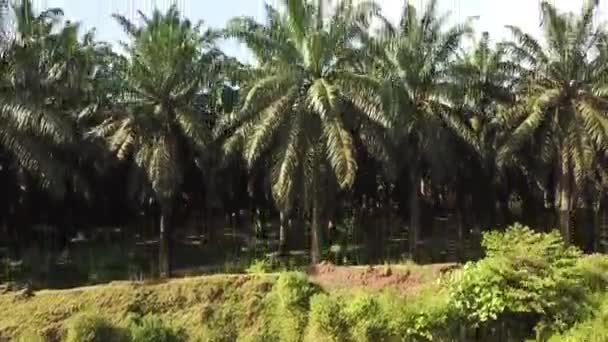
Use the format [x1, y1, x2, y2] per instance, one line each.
[2, 224, 608, 342]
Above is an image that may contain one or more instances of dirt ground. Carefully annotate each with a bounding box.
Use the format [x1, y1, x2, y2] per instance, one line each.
[307, 261, 460, 294]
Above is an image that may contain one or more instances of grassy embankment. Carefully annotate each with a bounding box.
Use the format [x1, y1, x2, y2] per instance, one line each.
[2, 225, 608, 341]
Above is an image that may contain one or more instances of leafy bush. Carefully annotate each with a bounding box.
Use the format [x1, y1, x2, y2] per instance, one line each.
[548, 294, 608, 342]
[128, 314, 186, 342]
[305, 294, 349, 342]
[380, 289, 456, 341]
[65, 313, 128, 342]
[343, 293, 391, 342]
[269, 272, 320, 341]
[449, 224, 586, 337]
[246, 258, 274, 274]
[274, 272, 318, 310]
[305, 290, 455, 342]
[575, 254, 608, 292]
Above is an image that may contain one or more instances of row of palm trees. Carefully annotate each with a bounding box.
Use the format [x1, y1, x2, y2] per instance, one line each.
[2, 0, 608, 276]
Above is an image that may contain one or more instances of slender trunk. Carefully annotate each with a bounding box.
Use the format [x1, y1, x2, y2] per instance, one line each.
[311, 195, 322, 265]
[278, 211, 287, 256]
[497, 192, 510, 226]
[456, 203, 465, 262]
[409, 166, 421, 261]
[600, 194, 608, 252]
[159, 206, 171, 278]
[584, 197, 595, 253]
[557, 151, 572, 244]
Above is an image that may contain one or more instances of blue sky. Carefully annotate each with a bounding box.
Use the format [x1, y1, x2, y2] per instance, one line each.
[37, 0, 605, 62]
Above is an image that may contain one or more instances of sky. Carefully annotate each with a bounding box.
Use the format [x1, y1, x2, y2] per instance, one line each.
[26, 0, 608, 62]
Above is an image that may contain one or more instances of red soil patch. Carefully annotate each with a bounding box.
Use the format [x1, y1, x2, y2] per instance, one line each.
[307, 261, 459, 294]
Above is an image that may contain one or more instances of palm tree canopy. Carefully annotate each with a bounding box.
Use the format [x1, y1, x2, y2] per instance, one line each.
[90, 6, 219, 205]
[223, 0, 391, 211]
[0, 0, 101, 197]
[500, 1, 608, 186]
[365, 0, 474, 182]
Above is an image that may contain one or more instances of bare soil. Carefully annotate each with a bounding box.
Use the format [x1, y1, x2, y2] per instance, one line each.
[307, 261, 459, 294]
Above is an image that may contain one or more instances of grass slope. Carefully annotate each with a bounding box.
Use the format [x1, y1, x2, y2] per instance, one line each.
[0, 263, 445, 341]
[0, 274, 277, 341]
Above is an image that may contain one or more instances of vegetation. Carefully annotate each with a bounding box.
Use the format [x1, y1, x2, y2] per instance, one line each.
[2, 0, 608, 274]
[0, 226, 607, 341]
[3, 0, 608, 340]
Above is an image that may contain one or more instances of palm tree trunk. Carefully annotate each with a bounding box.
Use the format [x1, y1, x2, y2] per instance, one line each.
[599, 193, 608, 252]
[278, 211, 287, 256]
[311, 195, 322, 265]
[409, 166, 421, 261]
[557, 151, 572, 244]
[159, 205, 172, 278]
[583, 192, 595, 252]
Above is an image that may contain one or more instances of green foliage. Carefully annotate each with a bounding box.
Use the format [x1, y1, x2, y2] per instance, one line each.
[305, 294, 350, 342]
[575, 254, 608, 292]
[245, 258, 274, 274]
[268, 272, 320, 341]
[342, 293, 391, 342]
[65, 313, 128, 342]
[449, 224, 586, 335]
[16, 330, 46, 342]
[304, 289, 457, 342]
[273, 272, 318, 311]
[380, 289, 456, 341]
[548, 294, 608, 342]
[222, 0, 390, 214]
[128, 314, 187, 342]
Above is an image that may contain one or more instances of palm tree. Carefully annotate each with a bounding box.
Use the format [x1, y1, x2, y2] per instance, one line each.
[0, 0, 104, 198]
[0, 0, 112, 258]
[223, 0, 391, 264]
[89, 6, 219, 277]
[499, 1, 608, 243]
[368, 0, 473, 258]
[446, 32, 521, 227]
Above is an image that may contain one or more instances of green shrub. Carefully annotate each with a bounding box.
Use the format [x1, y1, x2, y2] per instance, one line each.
[274, 272, 318, 310]
[246, 258, 274, 274]
[380, 289, 456, 341]
[128, 314, 186, 342]
[269, 272, 320, 341]
[305, 294, 349, 342]
[448, 224, 586, 337]
[548, 295, 608, 342]
[576, 254, 608, 292]
[343, 293, 391, 342]
[65, 313, 128, 342]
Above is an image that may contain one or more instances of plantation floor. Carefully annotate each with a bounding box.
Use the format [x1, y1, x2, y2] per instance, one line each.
[0, 263, 455, 341]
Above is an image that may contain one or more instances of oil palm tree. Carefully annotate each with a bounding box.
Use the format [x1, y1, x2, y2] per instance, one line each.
[223, 0, 391, 263]
[445, 32, 521, 226]
[0, 0, 103, 198]
[498, 1, 608, 243]
[367, 0, 473, 257]
[0, 0, 111, 258]
[89, 6, 219, 277]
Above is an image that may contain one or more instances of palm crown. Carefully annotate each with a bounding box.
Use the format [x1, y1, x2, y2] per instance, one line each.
[0, 0, 101, 197]
[223, 0, 390, 212]
[90, 6, 216, 205]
